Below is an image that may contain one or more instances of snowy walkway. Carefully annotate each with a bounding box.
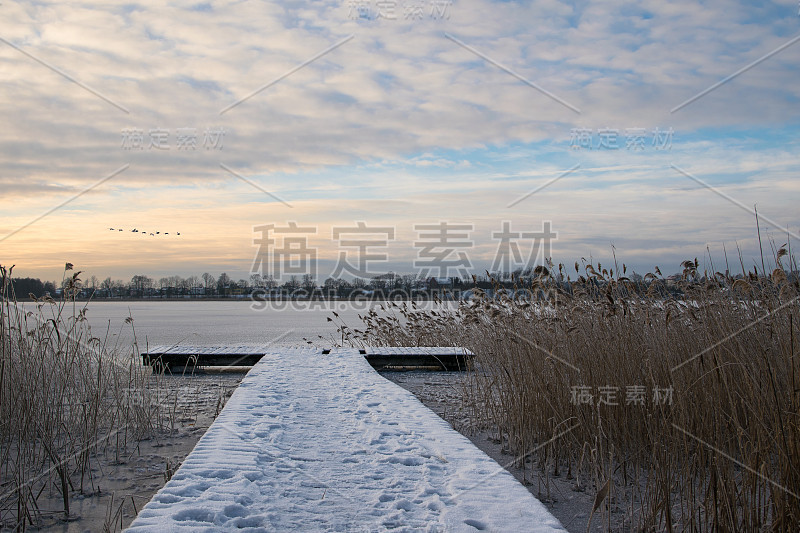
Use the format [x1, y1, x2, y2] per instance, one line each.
[126, 348, 565, 532]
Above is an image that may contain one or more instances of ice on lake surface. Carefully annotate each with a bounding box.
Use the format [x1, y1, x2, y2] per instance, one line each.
[78, 301, 369, 348]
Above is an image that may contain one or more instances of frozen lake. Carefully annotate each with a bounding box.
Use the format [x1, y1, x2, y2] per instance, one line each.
[76, 300, 372, 350]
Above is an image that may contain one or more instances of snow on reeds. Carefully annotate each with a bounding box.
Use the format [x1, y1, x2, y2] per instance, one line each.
[0, 264, 174, 529]
[349, 253, 800, 531]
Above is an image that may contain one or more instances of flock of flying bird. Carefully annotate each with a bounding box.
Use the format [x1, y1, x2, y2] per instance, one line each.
[108, 227, 181, 236]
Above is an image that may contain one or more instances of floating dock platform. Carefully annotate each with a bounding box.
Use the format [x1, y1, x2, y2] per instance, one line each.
[142, 345, 473, 371]
[127, 347, 565, 532]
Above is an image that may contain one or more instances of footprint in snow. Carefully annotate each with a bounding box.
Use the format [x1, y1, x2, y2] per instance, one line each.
[464, 518, 488, 530]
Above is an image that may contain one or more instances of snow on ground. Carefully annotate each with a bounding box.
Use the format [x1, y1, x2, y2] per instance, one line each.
[126, 348, 566, 532]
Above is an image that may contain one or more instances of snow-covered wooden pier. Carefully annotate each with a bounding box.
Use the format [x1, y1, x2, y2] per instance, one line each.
[142, 345, 473, 371]
[127, 347, 565, 532]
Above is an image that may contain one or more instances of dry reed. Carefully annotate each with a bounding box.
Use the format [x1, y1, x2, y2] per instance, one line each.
[0, 264, 178, 530]
[347, 249, 800, 531]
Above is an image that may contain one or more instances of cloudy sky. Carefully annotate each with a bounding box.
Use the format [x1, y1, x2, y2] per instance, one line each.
[1, 0, 798, 283]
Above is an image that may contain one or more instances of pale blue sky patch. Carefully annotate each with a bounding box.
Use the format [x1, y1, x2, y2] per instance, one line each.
[189, 3, 213, 13]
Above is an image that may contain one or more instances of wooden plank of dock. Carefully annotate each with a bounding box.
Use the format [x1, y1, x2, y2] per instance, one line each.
[142, 345, 271, 368]
[364, 346, 473, 370]
[127, 347, 564, 532]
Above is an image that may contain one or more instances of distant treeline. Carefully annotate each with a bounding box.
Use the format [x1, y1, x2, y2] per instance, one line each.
[6, 269, 561, 301]
[8, 264, 795, 301]
[5, 272, 469, 300]
[7, 278, 58, 299]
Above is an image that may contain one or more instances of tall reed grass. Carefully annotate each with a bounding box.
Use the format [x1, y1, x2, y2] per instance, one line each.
[0, 264, 173, 530]
[351, 251, 800, 531]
